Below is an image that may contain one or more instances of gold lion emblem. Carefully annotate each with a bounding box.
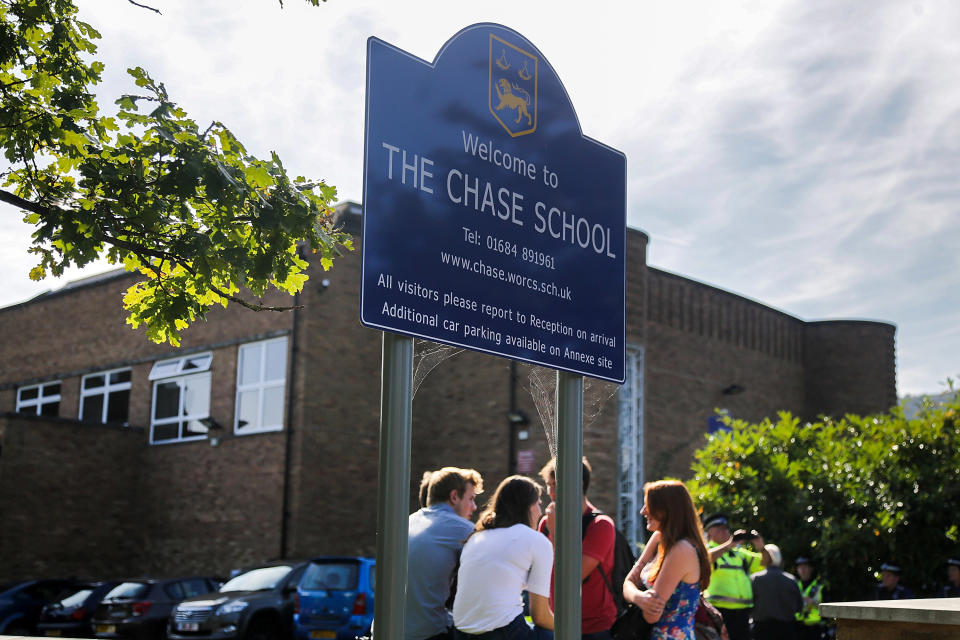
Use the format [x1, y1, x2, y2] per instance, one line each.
[493, 77, 532, 126]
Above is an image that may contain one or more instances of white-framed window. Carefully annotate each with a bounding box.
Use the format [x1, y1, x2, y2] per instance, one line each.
[148, 352, 212, 380]
[150, 352, 213, 444]
[16, 381, 62, 416]
[235, 337, 288, 435]
[80, 368, 132, 424]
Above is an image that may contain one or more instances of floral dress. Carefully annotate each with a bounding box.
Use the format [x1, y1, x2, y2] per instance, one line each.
[650, 580, 700, 640]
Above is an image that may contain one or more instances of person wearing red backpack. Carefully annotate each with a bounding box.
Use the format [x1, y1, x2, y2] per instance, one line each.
[538, 457, 618, 639]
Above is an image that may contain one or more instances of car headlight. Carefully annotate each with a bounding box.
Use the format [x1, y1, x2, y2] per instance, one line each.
[215, 601, 249, 616]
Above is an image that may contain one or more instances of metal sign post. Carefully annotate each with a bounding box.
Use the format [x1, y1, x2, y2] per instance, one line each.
[373, 332, 414, 640]
[555, 371, 584, 639]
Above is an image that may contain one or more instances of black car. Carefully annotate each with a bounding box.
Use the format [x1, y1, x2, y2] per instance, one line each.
[37, 581, 121, 637]
[92, 577, 220, 640]
[0, 579, 82, 636]
[168, 561, 309, 640]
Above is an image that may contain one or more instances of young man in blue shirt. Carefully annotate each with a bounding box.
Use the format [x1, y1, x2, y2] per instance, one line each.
[406, 467, 483, 640]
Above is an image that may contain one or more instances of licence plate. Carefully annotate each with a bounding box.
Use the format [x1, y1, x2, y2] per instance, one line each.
[46, 631, 62, 637]
[309, 632, 336, 639]
[177, 622, 200, 632]
[96, 625, 116, 634]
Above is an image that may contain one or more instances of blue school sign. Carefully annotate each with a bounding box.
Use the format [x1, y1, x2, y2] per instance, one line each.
[361, 23, 626, 383]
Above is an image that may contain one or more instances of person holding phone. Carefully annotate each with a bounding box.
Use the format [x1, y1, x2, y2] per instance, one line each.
[701, 514, 771, 640]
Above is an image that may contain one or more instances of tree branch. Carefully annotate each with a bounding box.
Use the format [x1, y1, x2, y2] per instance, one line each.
[0, 188, 49, 217]
[209, 284, 302, 312]
[0, 113, 45, 130]
[126, 0, 162, 14]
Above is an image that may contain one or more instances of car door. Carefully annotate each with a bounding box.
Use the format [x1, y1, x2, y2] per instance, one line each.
[278, 565, 308, 633]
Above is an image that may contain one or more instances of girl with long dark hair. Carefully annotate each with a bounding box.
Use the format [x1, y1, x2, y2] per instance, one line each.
[453, 475, 554, 639]
[622, 480, 712, 640]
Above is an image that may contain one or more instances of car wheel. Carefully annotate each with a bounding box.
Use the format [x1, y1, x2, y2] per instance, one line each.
[245, 619, 279, 640]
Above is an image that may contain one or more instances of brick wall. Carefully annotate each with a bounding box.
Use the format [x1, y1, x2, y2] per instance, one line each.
[0, 414, 145, 580]
[643, 269, 809, 479]
[0, 208, 898, 578]
[135, 431, 286, 577]
[804, 320, 898, 418]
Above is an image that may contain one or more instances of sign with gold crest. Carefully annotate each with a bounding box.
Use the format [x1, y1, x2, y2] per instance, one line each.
[362, 23, 626, 384]
[489, 34, 538, 137]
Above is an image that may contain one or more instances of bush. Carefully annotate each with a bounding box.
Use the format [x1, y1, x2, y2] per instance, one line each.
[687, 391, 960, 600]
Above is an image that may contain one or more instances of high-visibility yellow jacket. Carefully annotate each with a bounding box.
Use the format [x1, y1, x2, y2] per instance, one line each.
[796, 578, 823, 625]
[705, 542, 763, 610]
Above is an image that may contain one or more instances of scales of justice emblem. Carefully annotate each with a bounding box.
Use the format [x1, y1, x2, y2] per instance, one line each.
[488, 34, 538, 137]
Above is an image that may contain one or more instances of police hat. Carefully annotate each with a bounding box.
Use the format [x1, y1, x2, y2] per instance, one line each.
[796, 556, 814, 566]
[880, 562, 902, 573]
[947, 558, 960, 568]
[703, 513, 729, 530]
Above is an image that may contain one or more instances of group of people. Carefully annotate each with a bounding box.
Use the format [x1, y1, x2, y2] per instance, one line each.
[405, 460, 710, 640]
[401, 461, 958, 640]
[873, 557, 960, 600]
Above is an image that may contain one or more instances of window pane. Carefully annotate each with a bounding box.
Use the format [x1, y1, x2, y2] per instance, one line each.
[155, 382, 181, 419]
[150, 360, 180, 380]
[110, 370, 132, 384]
[262, 387, 284, 428]
[182, 375, 210, 418]
[239, 345, 262, 386]
[184, 420, 207, 438]
[43, 383, 61, 397]
[82, 395, 105, 422]
[40, 401, 60, 417]
[84, 375, 105, 390]
[264, 340, 287, 382]
[184, 354, 211, 371]
[181, 579, 208, 598]
[19, 387, 38, 401]
[153, 422, 179, 442]
[107, 389, 130, 423]
[164, 582, 184, 600]
[237, 390, 259, 431]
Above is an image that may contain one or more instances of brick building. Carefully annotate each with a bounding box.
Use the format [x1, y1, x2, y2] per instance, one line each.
[0, 202, 896, 580]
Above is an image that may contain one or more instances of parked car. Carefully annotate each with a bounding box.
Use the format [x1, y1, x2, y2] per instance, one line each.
[0, 579, 82, 636]
[168, 561, 308, 640]
[92, 576, 219, 640]
[293, 557, 375, 640]
[37, 581, 121, 637]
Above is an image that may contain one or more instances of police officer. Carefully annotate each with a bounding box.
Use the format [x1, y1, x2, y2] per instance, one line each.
[873, 562, 913, 600]
[703, 513, 770, 640]
[938, 558, 960, 598]
[794, 556, 824, 640]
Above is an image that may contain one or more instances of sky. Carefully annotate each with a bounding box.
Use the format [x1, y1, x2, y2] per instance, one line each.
[2, 0, 957, 396]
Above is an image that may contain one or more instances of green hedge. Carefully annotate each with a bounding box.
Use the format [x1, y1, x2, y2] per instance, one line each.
[687, 391, 959, 600]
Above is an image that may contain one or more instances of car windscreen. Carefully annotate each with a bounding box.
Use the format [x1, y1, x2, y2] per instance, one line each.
[219, 566, 292, 592]
[57, 589, 95, 608]
[301, 562, 359, 591]
[104, 582, 149, 600]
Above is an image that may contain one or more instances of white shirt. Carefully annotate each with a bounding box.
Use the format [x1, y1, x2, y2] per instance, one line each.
[452, 523, 553, 634]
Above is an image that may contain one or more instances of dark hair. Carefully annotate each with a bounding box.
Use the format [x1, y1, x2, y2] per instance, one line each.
[537, 456, 592, 494]
[427, 467, 483, 506]
[474, 475, 542, 533]
[644, 480, 712, 591]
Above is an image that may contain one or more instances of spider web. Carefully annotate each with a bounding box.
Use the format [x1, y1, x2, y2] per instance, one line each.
[412, 339, 464, 398]
[523, 364, 619, 458]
